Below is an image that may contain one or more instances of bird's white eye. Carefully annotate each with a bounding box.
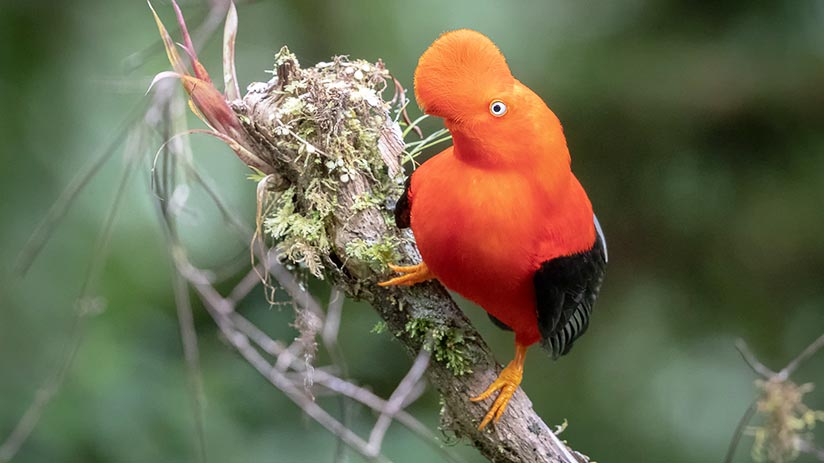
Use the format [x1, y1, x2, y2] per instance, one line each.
[489, 100, 507, 117]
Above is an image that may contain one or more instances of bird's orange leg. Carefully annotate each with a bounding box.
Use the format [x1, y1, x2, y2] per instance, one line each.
[470, 342, 528, 430]
[378, 262, 435, 287]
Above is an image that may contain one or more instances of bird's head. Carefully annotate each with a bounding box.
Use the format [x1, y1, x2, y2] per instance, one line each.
[414, 29, 565, 166]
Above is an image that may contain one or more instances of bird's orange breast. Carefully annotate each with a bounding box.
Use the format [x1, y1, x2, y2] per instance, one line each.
[409, 148, 595, 345]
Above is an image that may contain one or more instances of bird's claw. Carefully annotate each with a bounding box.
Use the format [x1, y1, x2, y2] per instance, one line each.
[378, 262, 434, 287]
[470, 361, 524, 430]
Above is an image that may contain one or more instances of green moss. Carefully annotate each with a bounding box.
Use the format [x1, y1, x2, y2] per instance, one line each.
[351, 192, 384, 212]
[345, 236, 402, 272]
[370, 321, 387, 334]
[263, 186, 332, 277]
[256, 47, 406, 279]
[405, 318, 474, 376]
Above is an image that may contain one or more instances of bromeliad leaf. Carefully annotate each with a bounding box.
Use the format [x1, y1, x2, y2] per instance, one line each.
[147, 1, 268, 172]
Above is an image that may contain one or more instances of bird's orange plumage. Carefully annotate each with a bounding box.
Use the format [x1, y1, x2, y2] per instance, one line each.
[408, 29, 596, 346]
[380, 29, 604, 429]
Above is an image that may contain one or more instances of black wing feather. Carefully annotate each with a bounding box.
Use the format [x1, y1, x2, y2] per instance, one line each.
[535, 216, 607, 359]
[394, 175, 412, 229]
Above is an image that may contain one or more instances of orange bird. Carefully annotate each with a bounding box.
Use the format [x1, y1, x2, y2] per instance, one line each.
[380, 29, 608, 429]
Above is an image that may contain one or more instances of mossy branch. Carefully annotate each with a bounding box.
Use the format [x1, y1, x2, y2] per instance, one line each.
[232, 49, 589, 463]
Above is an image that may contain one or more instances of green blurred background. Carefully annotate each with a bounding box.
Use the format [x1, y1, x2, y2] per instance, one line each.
[2, 1, 824, 462]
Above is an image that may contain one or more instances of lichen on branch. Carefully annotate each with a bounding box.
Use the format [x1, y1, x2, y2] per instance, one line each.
[243, 47, 407, 280]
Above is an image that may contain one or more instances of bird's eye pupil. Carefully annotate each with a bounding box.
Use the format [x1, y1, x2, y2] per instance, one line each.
[489, 100, 507, 117]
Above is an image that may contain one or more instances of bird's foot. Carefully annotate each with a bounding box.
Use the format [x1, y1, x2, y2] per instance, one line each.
[378, 262, 434, 287]
[470, 343, 528, 430]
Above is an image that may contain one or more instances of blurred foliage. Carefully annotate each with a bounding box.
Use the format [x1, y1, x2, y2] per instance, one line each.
[1, 0, 824, 462]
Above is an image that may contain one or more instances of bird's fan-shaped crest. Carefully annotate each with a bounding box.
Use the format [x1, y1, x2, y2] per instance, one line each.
[414, 29, 514, 120]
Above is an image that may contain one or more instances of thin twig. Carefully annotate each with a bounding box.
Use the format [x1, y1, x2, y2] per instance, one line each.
[1, 130, 144, 462]
[156, 89, 209, 463]
[174, 247, 464, 462]
[230, 310, 464, 463]
[723, 398, 758, 463]
[157, 213, 398, 463]
[798, 439, 824, 461]
[170, 269, 208, 463]
[185, 274, 390, 463]
[227, 265, 264, 305]
[367, 342, 431, 457]
[14, 102, 148, 274]
[0, 314, 87, 463]
[778, 333, 824, 380]
[274, 339, 307, 372]
[321, 287, 351, 463]
[735, 339, 776, 378]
